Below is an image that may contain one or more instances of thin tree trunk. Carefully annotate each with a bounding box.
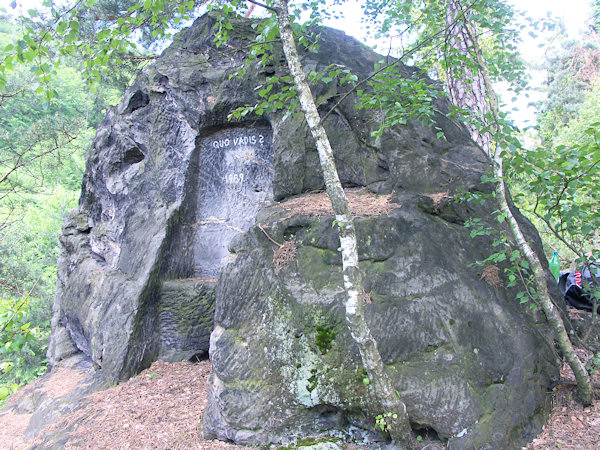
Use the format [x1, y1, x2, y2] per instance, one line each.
[273, 0, 412, 442]
[449, 0, 593, 405]
[491, 154, 593, 405]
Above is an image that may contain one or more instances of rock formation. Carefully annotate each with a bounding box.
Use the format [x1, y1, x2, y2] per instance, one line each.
[46, 12, 563, 448]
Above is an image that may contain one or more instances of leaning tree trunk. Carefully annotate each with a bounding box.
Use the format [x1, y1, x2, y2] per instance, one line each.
[491, 152, 594, 405]
[274, 0, 412, 442]
[446, 0, 593, 405]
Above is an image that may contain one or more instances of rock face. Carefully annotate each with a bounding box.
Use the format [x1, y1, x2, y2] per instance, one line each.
[48, 12, 562, 449]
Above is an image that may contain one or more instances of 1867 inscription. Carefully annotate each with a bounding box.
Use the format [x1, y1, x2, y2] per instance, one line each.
[195, 125, 273, 277]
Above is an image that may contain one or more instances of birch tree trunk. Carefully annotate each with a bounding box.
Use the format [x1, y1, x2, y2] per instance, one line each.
[273, 0, 412, 442]
[491, 153, 594, 405]
[447, 0, 593, 405]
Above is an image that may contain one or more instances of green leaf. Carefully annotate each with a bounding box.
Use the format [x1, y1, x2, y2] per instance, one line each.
[0, 387, 10, 400]
[11, 334, 25, 351]
[97, 29, 110, 40]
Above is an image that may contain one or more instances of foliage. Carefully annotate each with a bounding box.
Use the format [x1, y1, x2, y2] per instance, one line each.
[363, 0, 525, 84]
[0, 22, 90, 381]
[0, 0, 206, 95]
[314, 324, 335, 355]
[224, 1, 355, 122]
[513, 125, 600, 263]
[365, 0, 595, 299]
[0, 295, 47, 405]
[0, 297, 33, 375]
[0, 7, 127, 400]
[517, 25, 600, 271]
[230, 74, 299, 119]
[230, 61, 361, 120]
[360, 0, 527, 143]
[0, 19, 95, 232]
[73, 0, 194, 51]
[590, 0, 600, 34]
[535, 35, 600, 145]
[1, 186, 80, 296]
[356, 63, 443, 139]
[0, 185, 79, 404]
[464, 208, 539, 310]
[586, 352, 600, 374]
[0, 95, 86, 215]
[375, 411, 398, 433]
[513, 78, 600, 338]
[513, 27, 600, 280]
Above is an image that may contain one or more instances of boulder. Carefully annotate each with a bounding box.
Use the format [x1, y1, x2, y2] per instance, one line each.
[47, 11, 562, 448]
[204, 197, 559, 448]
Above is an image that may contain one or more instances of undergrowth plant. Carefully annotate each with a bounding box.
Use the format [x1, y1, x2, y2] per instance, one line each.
[463, 196, 540, 312]
[0, 296, 43, 404]
[375, 412, 398, 433]
[586, 352, 600, 374]
[511, 122, 600, 340]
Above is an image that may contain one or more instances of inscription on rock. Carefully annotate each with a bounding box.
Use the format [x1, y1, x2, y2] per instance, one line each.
[195, 125, 273, 277]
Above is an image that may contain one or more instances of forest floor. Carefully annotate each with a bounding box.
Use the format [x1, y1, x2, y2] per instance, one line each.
[1, 354, 599, 449]
[525, 345, 600, 449]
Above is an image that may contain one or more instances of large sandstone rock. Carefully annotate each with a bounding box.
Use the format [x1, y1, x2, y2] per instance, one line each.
[204, 199, 560, 449]
[47, 11, 562, 448]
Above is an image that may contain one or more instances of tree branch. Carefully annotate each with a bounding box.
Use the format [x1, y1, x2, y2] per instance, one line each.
[246, 0, 278, 13]
[318, 0, 481, 126]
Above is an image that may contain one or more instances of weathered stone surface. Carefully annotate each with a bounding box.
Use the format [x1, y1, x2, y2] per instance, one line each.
[158, 279, 215, 362]
[46, 11, 563, 449]
[47, 14, 282, 381]
[193, 125, 273, 278]
[203, 201, 559, 448]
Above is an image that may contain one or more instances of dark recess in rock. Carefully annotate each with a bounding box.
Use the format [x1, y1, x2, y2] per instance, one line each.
[122, 88, 150, 114]
[123, 147, 145, 166]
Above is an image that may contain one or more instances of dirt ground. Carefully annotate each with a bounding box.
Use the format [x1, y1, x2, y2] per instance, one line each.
[1, 356, 599, 449]
[525, 346, 600, 449]
[1, 359, 247, 449]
